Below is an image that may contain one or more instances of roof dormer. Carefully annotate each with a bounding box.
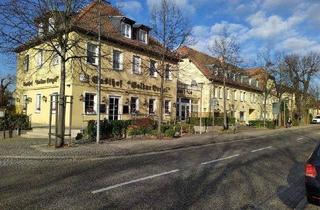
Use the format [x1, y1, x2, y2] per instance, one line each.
[133, 24, 151, 44]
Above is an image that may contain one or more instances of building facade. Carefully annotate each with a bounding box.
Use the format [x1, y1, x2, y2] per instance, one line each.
[15, 1, 178, 129]
[177, 46, 277, 124]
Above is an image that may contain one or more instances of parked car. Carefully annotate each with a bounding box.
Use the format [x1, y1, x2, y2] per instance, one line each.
[312, 116, 320, 124]
[305, 143, 320, 205]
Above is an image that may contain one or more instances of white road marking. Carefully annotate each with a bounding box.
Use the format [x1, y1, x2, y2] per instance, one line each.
[200, 154, 240, 165]
[297, 137, 304, 141]
[91, 169, 180, 194]
[251, 146, 273, 153]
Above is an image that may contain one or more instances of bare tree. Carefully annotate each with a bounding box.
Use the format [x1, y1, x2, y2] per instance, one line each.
[256, 49, 276, 127]
[284, 52, 320, 124]
[0, 74, 15, 107]
[150, 0, 191, 138]
[0, 0, 108, 147]
[208, 29, 241, 129]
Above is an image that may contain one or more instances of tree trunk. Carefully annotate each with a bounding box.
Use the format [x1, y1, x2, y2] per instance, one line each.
[157, 70, 165, 139]
[263, 97, 267, 127]
[56, 52, 66, 148]
[223, 68, 227, 130]
[0, 88, 4, 107]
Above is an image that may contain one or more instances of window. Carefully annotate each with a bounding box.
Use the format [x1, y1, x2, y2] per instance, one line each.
[87, 43, 98, 65]
[132, 56, 141, 74]
[149, 60, 157, 77]
[52, 45, 60, 66]
[121, 22, 132, 38]
[234, 90, 237, 101]
[214, 87, 219, 98]
[84, 93, 96, 114]
[219, 87, 223, 99]
[23, 95, 28, 110]
[149, 99, 156, 115]
[109, 96, 120, 121]
[113, 50, 123, 70]
[130, 97, 139, 114]
[164, 100, 171, 114]
[23, 55, 29, 72]
[227, 89, 230, 100]
[240, 91, 243, 101]
[243, 92, 246, 102]
[51, 92, 58, 111]
[36, 50, 44, 68]
[48, 17, 55, 32]
[36, 94, 41, 112]
[138, 30, 148, 43]
[165, 64, 172, 80]
[38, 23, 44, 36]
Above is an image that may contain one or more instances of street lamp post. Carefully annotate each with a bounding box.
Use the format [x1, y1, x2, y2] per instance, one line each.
[96, 0, 102, 144]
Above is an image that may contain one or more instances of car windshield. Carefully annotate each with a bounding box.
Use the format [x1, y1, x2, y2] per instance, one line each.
[316, 116, 320, 119]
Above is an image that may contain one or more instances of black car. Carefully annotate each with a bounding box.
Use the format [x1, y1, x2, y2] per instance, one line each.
[305, 144, 320, 205]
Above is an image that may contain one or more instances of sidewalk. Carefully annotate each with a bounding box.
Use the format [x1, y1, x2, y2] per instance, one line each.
[0, 125, 319, 160]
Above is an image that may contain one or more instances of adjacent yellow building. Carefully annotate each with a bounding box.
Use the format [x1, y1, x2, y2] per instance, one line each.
[15, 1, 179, 129]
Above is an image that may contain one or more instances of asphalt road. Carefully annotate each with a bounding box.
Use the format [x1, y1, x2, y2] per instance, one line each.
[1, 128, 320, 210]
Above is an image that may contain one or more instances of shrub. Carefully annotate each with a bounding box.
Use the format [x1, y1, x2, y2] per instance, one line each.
[0, 113, 30, 131]
[188, 117, 236, 126]
[164, 128, 176, 137]
[128, 117, 156, 137]
[85, 119, 132, 140]
[248, 120, 276, 129]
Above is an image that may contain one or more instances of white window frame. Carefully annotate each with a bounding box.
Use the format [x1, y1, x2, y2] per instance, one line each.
[23, 55, 29, 72]
[121, 22, 132, 38]
[165, 64, 172, 80]
[23, 95, 28, 110]
[149, 60, 157, 77]
[132, 56, 141, 74]
[35, 94, 41, 113]
[130, 97, 139, 114]
[219, 87, 223, 99]
[138, 29, 148, 44]
[164, 100, 171, 115]
[48, 17, 55, 32]
[227, 89, 230, 100]
[36, 50, 44, 68]
[87, 42, 98, 66]
[84, 92, 97, 115]
[51, 92, 59, 112]
[149, 98, 156, 115]
[113, 50, 123, 70]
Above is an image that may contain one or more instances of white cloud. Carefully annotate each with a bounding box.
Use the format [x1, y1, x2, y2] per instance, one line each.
[278, 37, 320, 54]
[147, 0, 196, 15]
[245, 11, 304, 39]
[117, 1, 142, 14]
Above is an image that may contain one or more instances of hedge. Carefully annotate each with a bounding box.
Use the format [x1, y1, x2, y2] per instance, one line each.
[0, 113, 30, 131]
[86, 119, 132, 140]
[248, 120, 276, 129]
[188, 117, 236, 126]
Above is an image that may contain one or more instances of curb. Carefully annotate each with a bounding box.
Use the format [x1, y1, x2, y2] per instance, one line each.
[0, 126, 318, 161]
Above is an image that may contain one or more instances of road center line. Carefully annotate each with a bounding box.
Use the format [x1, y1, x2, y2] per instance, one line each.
[200, 154, 240, 165]
[91, 169, 180, 194]
[251, 146, 272, 153]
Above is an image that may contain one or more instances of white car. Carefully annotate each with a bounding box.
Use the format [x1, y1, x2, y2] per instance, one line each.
[312, 116, 320, 124]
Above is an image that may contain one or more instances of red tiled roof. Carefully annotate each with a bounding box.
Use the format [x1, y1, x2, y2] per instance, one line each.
[16, 1, 179, 62]
[178, 46, 262, 92]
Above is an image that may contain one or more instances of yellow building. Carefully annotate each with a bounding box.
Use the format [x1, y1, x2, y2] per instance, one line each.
[15, 1, 179, 130]
[177, 46, 275, 124]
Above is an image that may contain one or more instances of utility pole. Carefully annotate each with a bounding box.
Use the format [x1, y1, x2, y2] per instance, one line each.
[96, 0, 102, 144]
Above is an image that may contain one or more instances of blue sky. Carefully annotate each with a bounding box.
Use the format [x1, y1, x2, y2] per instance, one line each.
[2, 0, 320, 75]
[114, 0, 320, 67]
